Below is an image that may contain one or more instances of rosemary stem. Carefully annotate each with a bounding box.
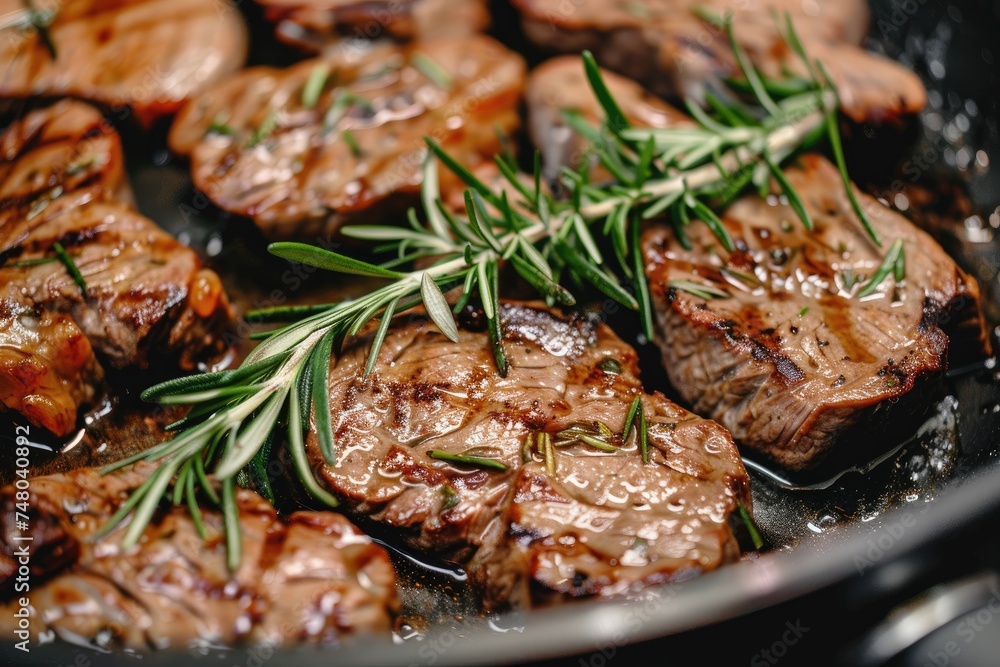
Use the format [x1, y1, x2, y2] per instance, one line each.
[381, 93, 835, 297]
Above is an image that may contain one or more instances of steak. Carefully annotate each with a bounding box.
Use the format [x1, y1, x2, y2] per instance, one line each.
[307, 302, 751, 610]
[0, 101, 233, 436]
[169, 36, 525, 240]
[526, 56, 693, 181]
[0, 463, 398, 649]
[0, 0, 248, 125]
[642, 154, 988, 471]
[256, 0, 490, 53]
[510, 0, 926, 123]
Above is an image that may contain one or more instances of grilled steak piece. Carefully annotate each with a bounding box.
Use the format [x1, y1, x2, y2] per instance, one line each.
[0, 463, 398, 649]
[0, 0, 248, 125]
[169, 36, 525, 240]
[307, 302, 750, 610]
[0, 101, 233, 436]
[526, 56, 693, 181]
[642, 154, 987, 472]
[510, 0, 926, 123]
[257, 0, 490, 53]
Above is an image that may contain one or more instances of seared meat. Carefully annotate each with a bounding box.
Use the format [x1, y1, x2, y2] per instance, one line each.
[0, 101, 233, 436]
[642, 155, 987, 471]
[0, 0, 248, 125]
[257, 0, 490, 53]
[169, 36, 525, 240]
[526, 56, 693, 181]
[0, 310, 102, 439]
[0, 463, 398, 649]
[307, 302, 750, 610]
[510, 0, 926, 123]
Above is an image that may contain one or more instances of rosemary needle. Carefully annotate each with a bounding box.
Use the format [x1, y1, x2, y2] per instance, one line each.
[52, 242, 86, 295]
[428, 450, 509, 472]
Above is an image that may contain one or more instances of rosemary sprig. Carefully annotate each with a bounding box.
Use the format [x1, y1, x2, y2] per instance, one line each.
[99, 18, 898, 565]
[428, 450, 509, 472]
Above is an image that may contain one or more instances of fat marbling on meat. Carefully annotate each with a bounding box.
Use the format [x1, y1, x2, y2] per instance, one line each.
[0, 463, 398, 649]
[511, 0, 926, 123]
[642, 155, 988, 471]
[0, 0, 248, 125]
[307, 302, 751, 610]
[169, 36, 525, 240]
[0, 101, 233, 437]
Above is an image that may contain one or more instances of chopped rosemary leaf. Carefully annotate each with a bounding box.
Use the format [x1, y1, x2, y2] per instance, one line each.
[522, 432, 535, 464]
[668, 279, 730, 300]
[428, 450, 508, 472]
[798, 306, 809, 316]
[301, 64, 329, 110]
[411, 52, 452, 89]
[857, 239, 905, 298]
[578, 434, 617, 452]
[207, 119, 235, 137]
[245, 110, 279, 148]
[4, 256, 57, 269]
[52, 242, 86, 295]
[342, 129, 361, 157]
[542, 432, 556, 474]
[23, 0, 57, 60]
[722, 267, 761, 287]
[598, 358, 622, 374]
[441, 484, 461, 510]
[841, 267, 857, 290]
[623, 396, 642, 442]
[738, 503, 765, 550]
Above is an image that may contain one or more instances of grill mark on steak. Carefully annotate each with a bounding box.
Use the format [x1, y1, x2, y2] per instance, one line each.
[0, 0, 248, 125]
[169, 36, 525, 240]
[511, 0, 926, 123]
[0, 101, 233, 436]
[643, 154, 989, 471]
[256, 0, 491, 53]
[0, 463, 398, 649]
[307, 302, 750, 610]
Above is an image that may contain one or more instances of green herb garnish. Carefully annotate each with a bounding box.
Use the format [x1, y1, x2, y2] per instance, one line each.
[857, 239, 905, 298]
[411, 52, 452, 89]
[3, 256, 57, 269]
[52, 242, 86, 295]
[342, 129, 361, 157]
[428, 450, 509, 472]
[441, 484, 461, 510]
[245, 110, 278, 148]
[738, 503, 765, 550]
[301, 64, 329, 110]
[668, 279, 731, 300]
[98, 18, 895, 567]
